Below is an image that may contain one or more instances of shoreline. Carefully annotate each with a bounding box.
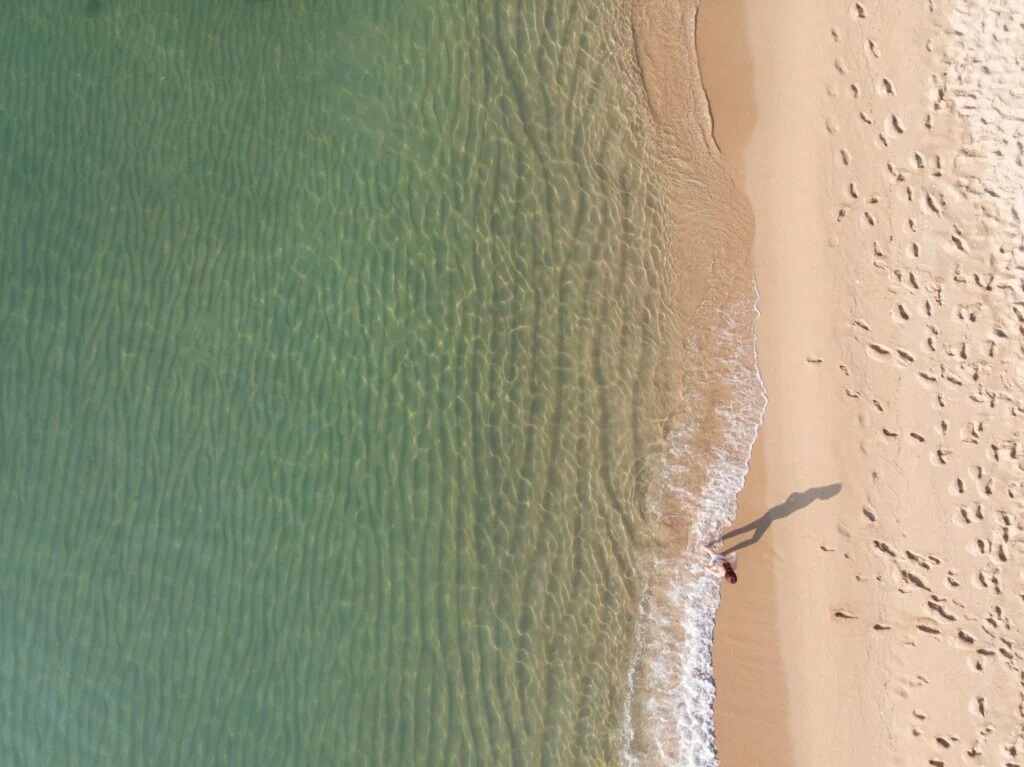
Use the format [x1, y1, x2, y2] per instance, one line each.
[619, 2, 765, 763]
[698, 1, 836, 764]
[695, 5, 795, 762]
[700, 1, 1024, 765]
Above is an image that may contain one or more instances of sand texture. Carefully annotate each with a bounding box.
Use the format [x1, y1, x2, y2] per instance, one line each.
[701, 0, 1024, 764]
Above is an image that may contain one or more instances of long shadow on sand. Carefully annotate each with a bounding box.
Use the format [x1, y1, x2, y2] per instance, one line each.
[711, 483, 842, 555]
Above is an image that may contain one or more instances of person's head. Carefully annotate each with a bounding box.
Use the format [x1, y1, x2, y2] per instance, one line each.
[725, 570, 737, 584]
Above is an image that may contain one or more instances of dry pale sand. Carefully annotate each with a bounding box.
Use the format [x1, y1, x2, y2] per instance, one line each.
[699, 0, 1024, 765]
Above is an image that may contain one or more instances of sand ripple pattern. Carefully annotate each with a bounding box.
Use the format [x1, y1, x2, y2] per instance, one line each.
[0, 1, 681, 764]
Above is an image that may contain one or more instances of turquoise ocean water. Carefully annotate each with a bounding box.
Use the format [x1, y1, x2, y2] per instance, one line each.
[0, 2, 702, 764]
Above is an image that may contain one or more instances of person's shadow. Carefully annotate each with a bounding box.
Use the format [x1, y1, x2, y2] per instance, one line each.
[710, 483, 842, 555]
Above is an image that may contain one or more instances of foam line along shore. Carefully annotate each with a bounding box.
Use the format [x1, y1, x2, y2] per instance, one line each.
[619, 2, 764, 764]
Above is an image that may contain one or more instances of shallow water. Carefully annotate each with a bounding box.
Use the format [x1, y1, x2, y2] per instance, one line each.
[0, 1, 723, 764]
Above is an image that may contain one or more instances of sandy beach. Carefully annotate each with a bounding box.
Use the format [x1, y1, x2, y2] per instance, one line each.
[699, 0, 1024, 764]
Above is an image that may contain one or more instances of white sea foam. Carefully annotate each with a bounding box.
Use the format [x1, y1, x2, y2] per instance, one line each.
[621, 310, 766, 767]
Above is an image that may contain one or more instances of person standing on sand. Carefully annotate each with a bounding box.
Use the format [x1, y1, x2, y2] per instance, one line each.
[721, 559, 738, 584]
[707, 549, 738, 584]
